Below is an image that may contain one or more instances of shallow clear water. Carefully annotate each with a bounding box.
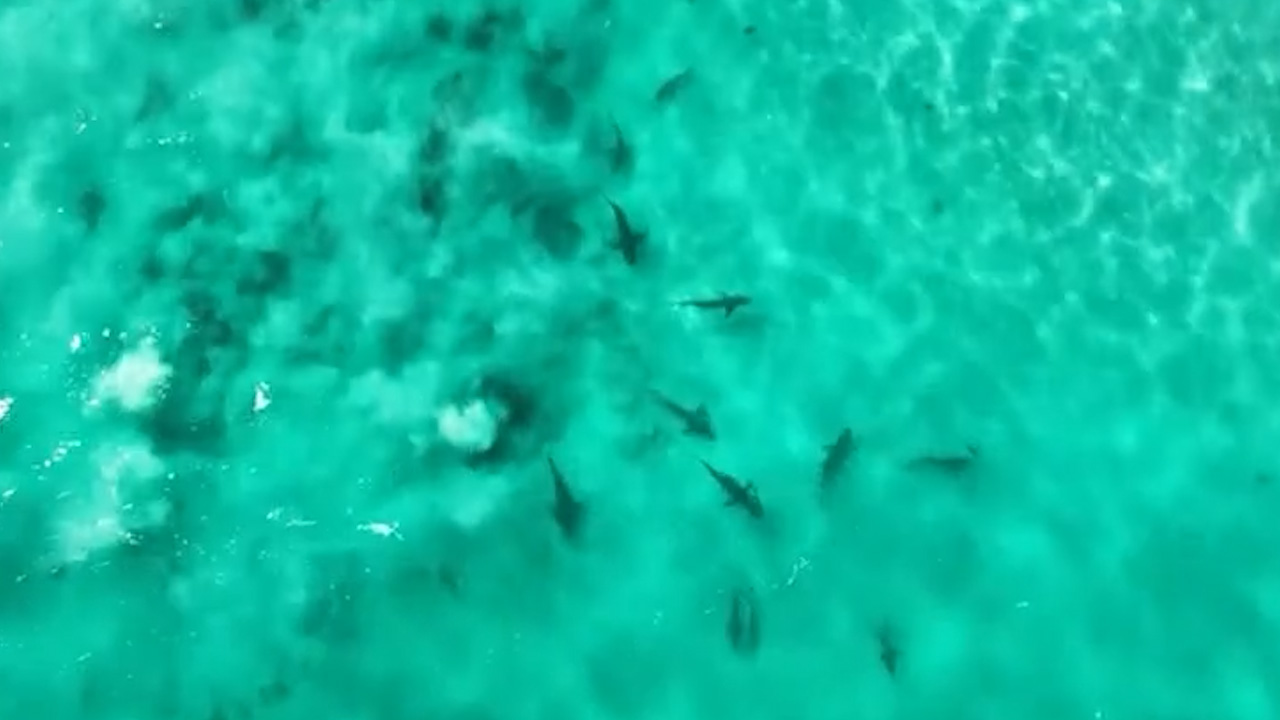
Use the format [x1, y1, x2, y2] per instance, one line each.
[2, 0, 1280, 718]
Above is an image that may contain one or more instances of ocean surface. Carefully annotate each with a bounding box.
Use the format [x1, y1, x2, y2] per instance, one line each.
[2, 0, 1280, 717]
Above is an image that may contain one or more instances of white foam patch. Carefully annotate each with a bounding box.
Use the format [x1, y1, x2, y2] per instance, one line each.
[436, 399, 504, 454]
[90, 337, 171, 412]
[55, 440, 169, 563]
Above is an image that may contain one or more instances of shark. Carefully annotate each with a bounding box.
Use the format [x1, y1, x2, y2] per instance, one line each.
[876, 622, 901, 678]
[651, 391, 714, 440]
[604, 197, 645, 265]
[726, 586, 761, 656]
[655, 68, 695, 104]
[674, 293, 752, 317]
[700, 460, 764, 519]
[547, 457, 585, 541]
[608, 118, 633, 176]
[820, 427, 858, 492]
[906, 444, 979, 475]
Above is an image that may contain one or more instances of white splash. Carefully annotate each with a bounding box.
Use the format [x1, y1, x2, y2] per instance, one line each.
[436, 399, 504, 453]
[252, 381, 272, 413]
[358, 521, 402, 540]
[90, 337, 172, 412]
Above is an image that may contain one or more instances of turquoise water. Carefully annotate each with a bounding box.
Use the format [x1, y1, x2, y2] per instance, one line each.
[2, 0, 1280, 717]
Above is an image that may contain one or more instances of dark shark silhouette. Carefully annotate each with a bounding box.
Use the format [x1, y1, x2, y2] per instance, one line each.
[675, 293, 752, 317]
[609, 118, 633, 176]
[604, 197, 645, 265]
[906, 444, 979, 474]
[726, 586, 761, 656]
[700, 460, 764, 518]
[820, 427, 857, 492]
[548, 457, 585, 541]
[876, 622, 901, 678]
[655, 69, 694, 104]
[651, 391, 714, 440]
